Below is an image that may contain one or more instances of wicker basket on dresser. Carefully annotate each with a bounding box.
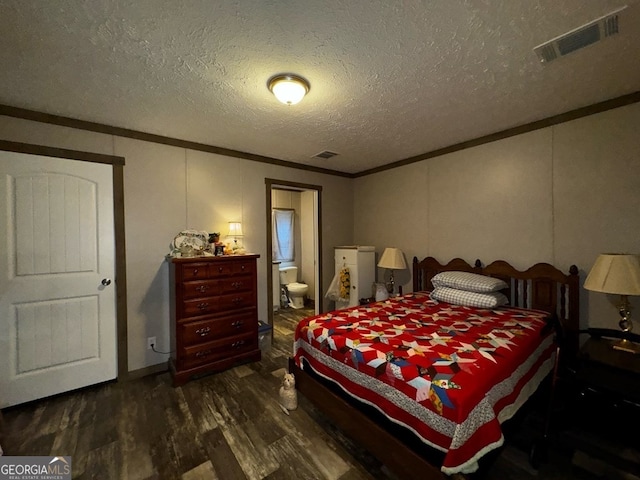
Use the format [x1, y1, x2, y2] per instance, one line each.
[168, 254, 261, 386]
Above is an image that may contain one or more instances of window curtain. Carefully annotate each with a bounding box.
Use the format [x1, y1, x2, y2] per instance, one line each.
[273, 209, 294, 262]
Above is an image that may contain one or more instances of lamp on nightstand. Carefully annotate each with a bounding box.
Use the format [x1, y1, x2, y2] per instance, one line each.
[377, 247, 407, 296]
[584, 253, 640, 353]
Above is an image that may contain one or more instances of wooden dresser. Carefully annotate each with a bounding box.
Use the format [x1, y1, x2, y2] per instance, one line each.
[168, 254, 261, 386]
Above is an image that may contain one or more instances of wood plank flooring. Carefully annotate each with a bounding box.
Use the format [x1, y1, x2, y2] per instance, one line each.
[0, 306, 610, 479]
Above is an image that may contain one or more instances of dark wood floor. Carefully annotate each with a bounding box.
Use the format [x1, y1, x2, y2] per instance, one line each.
[0, 305, 624, 479]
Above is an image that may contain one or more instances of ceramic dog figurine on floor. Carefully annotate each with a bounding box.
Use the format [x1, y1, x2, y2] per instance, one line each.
[279, 372, 298, 411]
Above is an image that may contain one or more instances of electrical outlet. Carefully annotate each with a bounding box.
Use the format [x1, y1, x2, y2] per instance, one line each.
[147, 336, 156, 350]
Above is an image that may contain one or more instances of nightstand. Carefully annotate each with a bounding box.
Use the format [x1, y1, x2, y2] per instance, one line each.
[561, 329, 640, 475]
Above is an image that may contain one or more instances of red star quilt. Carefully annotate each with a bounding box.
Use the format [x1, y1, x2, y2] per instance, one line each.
[293, 292, 555, 475]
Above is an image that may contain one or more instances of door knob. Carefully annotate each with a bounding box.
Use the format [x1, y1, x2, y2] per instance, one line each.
[102, 278, 112, 286]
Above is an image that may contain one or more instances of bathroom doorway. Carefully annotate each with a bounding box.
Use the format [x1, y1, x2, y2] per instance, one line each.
[265, 179, 322, 343]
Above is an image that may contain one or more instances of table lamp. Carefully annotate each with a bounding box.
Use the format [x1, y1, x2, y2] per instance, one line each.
[584, 253, 640, 353]
[377, 247, 407, 295]
[227, 222, 244, 252]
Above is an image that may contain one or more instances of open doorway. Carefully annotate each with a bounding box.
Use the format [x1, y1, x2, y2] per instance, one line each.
[265, 179, 322, 342]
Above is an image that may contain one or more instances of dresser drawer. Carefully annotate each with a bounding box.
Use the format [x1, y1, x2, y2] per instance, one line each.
[180, 262, 211, 280]
[218, 292, 255, 311]
[182, 297, 219, 317]
[179, 332, 258, 369]
[219, 274, 252, 294]
[180, 313, 256, 346]
[208, 262, 234, 277]
[231, 259, 256, 275]
[208, 259, 256, 277]
[182, 279, 221, 299]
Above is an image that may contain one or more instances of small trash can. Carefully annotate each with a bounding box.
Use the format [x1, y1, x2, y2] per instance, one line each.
[258, 321, 272, 352]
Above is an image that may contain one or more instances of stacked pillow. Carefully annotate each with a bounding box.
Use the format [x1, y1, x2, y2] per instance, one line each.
[430, 271, 509, 308]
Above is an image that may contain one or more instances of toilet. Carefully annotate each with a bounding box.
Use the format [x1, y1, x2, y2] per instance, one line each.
[279, 266, 309, 309]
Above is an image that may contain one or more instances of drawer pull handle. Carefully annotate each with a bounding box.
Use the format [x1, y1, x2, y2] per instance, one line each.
[232, 297, 242, 304]
[241, 265, 246, 270]
[196, 285, 209, 293]
[192, 268, 199, 275]
[231, 320, 244, 328]
[197, 302, 209, 310]
[232, 340, 245, 348]
[232, 281, 244, 289]
[195, 350, 211, 358]
[218, 267, 223, 272]
[195, 327, 211, 336]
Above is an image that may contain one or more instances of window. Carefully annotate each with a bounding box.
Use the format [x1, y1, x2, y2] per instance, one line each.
[272, 209, 294, 262]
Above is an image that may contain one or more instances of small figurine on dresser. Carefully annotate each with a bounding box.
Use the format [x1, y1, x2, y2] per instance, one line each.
[209, 232, 225, 256]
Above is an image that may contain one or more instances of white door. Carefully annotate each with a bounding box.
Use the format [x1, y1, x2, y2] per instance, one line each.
[0, 151, 117, 408]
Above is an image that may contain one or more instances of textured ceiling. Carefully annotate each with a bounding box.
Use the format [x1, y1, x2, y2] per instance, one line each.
[1, 0, 640, 174]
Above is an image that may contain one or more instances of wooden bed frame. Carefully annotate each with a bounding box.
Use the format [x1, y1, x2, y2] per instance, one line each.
[289, 257, 580, 479]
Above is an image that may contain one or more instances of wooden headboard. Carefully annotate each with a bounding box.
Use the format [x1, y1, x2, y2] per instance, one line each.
[412, 256, 580, 357]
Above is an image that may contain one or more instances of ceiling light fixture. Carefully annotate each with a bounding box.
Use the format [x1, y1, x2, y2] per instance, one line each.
[268, 74, 310, 105]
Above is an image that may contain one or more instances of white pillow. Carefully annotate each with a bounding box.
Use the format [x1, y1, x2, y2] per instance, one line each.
[431, 271, 508, 293]
[430, 286, 508, 309]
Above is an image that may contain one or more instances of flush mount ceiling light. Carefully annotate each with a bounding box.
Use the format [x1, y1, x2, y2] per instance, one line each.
[268, 74, 310, 105]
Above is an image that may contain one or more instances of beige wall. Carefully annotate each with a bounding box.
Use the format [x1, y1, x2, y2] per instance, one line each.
[3, 101, 638, 371]
[0, 116, 353, 372]
[354, 102, 640, 332]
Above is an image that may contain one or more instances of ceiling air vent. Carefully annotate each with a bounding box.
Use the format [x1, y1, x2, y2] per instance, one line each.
[534, 6, 627, 63]
[313, 150, 339, 160]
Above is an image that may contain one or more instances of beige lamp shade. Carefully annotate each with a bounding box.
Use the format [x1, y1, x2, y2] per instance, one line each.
[584, 253, 640, 295]
[228, 222, 244, 237]
[377, 247, 407, 270]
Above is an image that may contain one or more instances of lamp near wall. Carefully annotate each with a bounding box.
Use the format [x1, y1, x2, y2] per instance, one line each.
[584, 253, 640, 353]
[378, 247, 407, 296]
[268, 74, 310, 105]
[227, 222, 244, 253]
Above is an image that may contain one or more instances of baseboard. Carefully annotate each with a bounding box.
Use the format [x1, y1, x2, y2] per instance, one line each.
[124, 361, 169, 381]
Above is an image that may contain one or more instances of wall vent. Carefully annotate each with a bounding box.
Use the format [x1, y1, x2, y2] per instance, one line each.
[534, 6, 626, 63]
[313, 150, 339, 159]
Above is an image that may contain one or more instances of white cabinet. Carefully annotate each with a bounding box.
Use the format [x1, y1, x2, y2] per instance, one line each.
[334, 246, 375, 309]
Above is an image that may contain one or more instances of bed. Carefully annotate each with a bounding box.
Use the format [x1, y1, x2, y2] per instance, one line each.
[289, 256, 579, 479]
